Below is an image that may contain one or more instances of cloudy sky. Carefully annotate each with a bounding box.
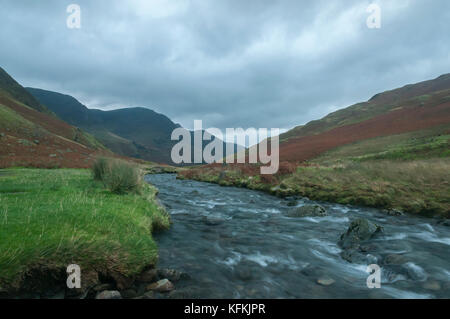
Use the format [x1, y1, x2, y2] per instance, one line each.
[0, 0, 449, 132]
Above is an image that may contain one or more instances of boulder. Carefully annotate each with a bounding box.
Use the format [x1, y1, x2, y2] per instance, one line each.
[146, 279, 174, 293]
[338, 218, 383, 250]
[286, 204, 327, 217]
[95, 290, 122, 299]
[157, 269, 189, 282]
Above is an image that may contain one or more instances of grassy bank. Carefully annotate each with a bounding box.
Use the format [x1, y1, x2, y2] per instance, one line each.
[0, 168, 170, 289]
[178, 158, 450, 218]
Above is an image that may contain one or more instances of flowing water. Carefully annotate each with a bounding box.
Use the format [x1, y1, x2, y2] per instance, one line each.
[146, 174, 450, 299]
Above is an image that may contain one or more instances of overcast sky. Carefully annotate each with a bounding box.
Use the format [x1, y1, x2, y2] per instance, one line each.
[0, 0, 449, 132]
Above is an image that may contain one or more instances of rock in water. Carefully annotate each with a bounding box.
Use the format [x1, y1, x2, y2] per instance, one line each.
[338, 218, 383, 250]
[317, 278, 336, 286]
[422, 280, 441, 291]
[95, 290, 122, 299]
[146, 279, 174, 293]
[286, 200, 297, 207]
[157, 269, 189, 282]
[138, 268, 158, 283]
[203, 215, 225, 226]
[286, 204, 327, 217]
[383, 254, 408, 265]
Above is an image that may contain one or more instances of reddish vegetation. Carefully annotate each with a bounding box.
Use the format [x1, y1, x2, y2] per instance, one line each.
[279, 97, 450, 162]
[0, 96, 144, 169]
[1, 97, 73, 140]
[181, 88, 450, 183]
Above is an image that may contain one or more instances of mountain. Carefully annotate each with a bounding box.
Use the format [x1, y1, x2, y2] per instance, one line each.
[27, 88, 237, 164]
[0, 68, 52, 114]
[0, 67, 110, 168]
[277, 73, 450, 162]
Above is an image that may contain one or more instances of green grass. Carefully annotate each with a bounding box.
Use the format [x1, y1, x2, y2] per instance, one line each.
[0, 104, 34, 130]
[312, 125, 450, 165]
[282, 159, 450, 217]
[0, 168, 170, 287]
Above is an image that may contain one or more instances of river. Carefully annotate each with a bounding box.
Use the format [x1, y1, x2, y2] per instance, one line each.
[146, 174, 450, 299]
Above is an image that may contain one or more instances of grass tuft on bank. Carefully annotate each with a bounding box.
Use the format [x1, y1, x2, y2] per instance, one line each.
[92, 157, 142, 194]
[0, 168, 170, 288]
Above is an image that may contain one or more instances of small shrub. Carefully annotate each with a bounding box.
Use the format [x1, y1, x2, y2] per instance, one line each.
[103, 160, 142, 194]
[92, 157, 110, 181]
[91, 158, 142, 194]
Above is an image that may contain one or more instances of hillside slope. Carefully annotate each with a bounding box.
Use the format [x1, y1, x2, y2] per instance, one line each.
[278, 74, 450, 162]
[0, 68, 110, 168]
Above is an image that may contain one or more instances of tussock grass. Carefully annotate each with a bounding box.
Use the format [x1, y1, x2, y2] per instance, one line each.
[0, 168, 170, 287]
[92, 157, 142, 194]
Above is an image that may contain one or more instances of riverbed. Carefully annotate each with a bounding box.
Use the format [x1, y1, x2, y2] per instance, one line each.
[146, 174, 450, 299]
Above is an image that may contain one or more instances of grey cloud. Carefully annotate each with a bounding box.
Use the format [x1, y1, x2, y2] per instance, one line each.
[0, 0, 449, 131]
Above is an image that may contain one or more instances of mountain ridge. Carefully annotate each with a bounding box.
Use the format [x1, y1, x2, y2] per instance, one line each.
[27, 87, 236, 165]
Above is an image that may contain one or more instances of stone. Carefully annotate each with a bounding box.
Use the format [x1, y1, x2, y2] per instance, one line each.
[95, 290, 122, 299]
[203, 215, 225, 226]
[92, 283, 114, 292]
[157, 269, 188, 282]
[286, 200, 297, 207]
[235, 268, 253, 281]
[384, 209, 404, 216]
[402, 262, 427, 281]
[138, 269, 158, 283]
[18, 139, 33, 146]
[286, 204, 327, 218]
[338, 218, 383, 250]
[383, 254, 408, 265]
[120, 289, 138, 299]
[317, 278, 335, 286]
[422, 280, 441, 291]
[146, 279, 174, 293]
